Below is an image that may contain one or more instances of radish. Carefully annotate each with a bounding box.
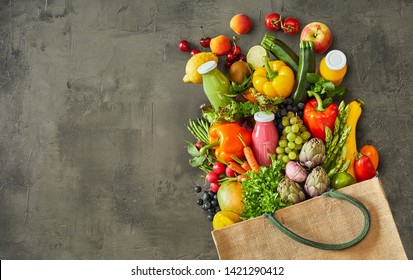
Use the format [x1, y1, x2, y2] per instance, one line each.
[205, 172, 219, 183]
[212, 162, 226, 175]
[225, 166, 236, 177]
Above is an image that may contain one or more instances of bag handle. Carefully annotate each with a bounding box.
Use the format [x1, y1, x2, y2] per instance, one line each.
[263, 190, 370, 250]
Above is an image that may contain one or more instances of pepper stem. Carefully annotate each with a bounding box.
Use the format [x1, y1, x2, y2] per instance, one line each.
[307, 91, 325, 111]
[263, 56, 278, 81]
[199, 140, 220, 155]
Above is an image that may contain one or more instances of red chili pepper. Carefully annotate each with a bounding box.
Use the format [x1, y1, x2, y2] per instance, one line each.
[354, 153, 377, 182]
[303, 92, 338, 142]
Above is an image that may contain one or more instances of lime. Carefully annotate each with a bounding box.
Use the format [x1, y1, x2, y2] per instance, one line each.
[246, 45, 268, 70]
[331, 172, 356, 189]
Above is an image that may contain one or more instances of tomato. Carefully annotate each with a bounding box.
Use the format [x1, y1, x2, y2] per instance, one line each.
[265, 13, 282, 31]
[360, 143, 379, 170]
[331, 172, 356, 189]
[354, 153, 377, 182]
[282, 17, 300, 35]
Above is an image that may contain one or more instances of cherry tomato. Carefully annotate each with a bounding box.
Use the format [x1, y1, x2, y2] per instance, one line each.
[354, 153, 377, 182]
[360, 143, 379, 170]
[265, 13, 282, 31]
[282, 17, 300, 35]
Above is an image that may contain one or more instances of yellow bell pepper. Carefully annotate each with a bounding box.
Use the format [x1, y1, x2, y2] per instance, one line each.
[252, 56, 295, 98]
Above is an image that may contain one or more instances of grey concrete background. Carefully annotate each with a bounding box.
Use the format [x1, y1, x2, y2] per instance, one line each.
[0, 0, 411, 260]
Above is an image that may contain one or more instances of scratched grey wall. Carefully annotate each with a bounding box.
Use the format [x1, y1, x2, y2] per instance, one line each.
[0, 0, 412, 259]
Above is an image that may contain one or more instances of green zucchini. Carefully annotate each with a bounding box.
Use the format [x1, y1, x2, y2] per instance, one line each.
[291, 40, 316, 105]
[261, 33, 299, 75]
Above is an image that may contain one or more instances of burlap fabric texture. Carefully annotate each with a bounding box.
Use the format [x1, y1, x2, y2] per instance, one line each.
[212, 177, 407, 260]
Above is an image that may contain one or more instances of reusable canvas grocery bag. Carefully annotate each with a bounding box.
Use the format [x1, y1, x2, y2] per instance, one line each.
[212, 177, 407, 260]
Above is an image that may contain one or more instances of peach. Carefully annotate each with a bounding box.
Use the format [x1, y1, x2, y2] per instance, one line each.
[209, 35, 231, 56]
[217, 180, 244, 215]
[230, 14, 252, 35]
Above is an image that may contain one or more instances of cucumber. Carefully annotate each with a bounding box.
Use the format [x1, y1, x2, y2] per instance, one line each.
[291, 40, 316, 105]
[261, 33, 299, 75]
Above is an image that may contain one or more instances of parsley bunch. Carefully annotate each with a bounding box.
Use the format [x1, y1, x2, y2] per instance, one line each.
[241, 155, 291, 220]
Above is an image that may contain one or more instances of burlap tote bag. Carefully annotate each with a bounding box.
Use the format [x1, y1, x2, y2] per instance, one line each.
[212, 177, 407, 259]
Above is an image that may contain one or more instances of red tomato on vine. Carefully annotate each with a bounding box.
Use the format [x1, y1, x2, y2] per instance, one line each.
[282, 17, 300, 35]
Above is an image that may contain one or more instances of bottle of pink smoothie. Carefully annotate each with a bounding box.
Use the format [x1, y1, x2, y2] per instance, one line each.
[252, 111, 279, 167]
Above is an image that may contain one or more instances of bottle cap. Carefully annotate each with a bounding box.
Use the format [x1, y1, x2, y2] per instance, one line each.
[254, 111, 275, 122]
[197, 60, 217, 75]
[326, 50, 347, 71]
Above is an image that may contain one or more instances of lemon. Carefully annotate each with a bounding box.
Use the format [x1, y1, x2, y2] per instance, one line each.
[246, 45, 268, 70]
[183, 52, 218, 84]
[212, 210, 241, 230]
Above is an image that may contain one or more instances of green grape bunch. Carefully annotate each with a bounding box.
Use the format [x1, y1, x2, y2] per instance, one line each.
[276, 112, 311, 164]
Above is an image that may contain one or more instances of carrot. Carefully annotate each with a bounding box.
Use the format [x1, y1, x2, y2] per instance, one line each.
[238, 134, 260, 173]
[241, 161, 252, 171]
[231, 154, 252, 171]
[237, 174, 249, 182]
[228, 161, 246, 175]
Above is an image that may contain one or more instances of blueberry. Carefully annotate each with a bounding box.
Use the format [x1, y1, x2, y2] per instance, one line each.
[281, 109, 287, 116]
[298, 111, 303, 118]
[202, 202, 211, 210]
[292, 106, 298, 113]
[297, 102, 305, 110]
[208, 190, 214, 197]
[196, 199, 203, 206]
[286, 105, 293, 111]
[211, 200, 218, 206]
[201, 192, 211, 201]
[207, 214, 214, 221]
[275, 111, 282, 118]
[194, 186, 202, 193]
[285, 98, 293, 105]
[278, 122, 284, 130]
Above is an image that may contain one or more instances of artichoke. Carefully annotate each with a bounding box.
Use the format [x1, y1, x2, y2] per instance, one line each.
[304, 166, 330, 197]
[299, 138, 326, 169]
[277, 178, 306, 204]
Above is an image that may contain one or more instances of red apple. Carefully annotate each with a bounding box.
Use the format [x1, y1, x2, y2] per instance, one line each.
[300, 22, 332, 54]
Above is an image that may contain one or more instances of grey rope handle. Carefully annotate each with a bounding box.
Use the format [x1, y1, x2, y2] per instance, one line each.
[264, 190, 370, 250]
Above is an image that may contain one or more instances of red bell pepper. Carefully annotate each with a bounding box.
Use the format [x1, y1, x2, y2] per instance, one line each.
[303, 92, 338, 142]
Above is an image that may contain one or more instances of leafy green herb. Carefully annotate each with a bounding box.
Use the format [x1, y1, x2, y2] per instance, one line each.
[306, 73, 347, 101]
[252, 92, 284, 113]
[201, 100, 259, 124]
[231, 75, 252, 94]
[241, 155, 291, 220]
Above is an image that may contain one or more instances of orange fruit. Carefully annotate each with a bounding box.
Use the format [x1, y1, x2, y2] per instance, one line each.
[217, 180, 244, 215]
[210, 35, 231, 56]
[230, 14, 252, 35]
[212, 210, 241, 230]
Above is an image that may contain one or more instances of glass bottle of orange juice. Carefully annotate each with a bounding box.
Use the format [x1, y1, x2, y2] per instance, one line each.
[319, 50, 347, 86]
